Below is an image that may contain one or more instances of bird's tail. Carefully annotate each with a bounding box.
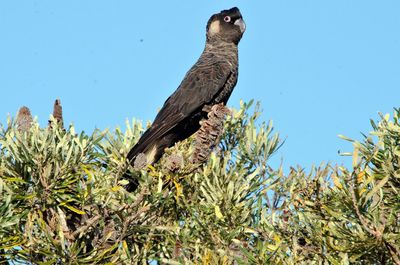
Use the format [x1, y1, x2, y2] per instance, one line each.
[122, 171, 139, 192]
[127, 140, 147, 165]
[127, 126, 155, 164]
[127, 127, 168, 167]
[125, 128, 177, 191]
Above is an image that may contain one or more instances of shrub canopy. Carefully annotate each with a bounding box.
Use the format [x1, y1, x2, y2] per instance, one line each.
[0, 102, 399, 264]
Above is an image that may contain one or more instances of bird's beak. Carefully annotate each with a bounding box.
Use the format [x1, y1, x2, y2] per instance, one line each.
[234, 18, 246, 33]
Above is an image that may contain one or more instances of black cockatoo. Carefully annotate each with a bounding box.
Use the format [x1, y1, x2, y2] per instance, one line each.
[127, 7, 246, 170]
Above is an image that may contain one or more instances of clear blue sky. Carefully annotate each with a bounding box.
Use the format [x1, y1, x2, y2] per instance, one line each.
[1, 1, 399, 170]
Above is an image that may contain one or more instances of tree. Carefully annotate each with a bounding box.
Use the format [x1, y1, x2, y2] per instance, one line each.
[0, 101, 399, 264]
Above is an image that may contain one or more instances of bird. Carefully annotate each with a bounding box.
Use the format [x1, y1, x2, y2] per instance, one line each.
[127, 7, 246, 170]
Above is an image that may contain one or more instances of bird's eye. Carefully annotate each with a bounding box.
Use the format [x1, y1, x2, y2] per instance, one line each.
[223, 16, 231, 23]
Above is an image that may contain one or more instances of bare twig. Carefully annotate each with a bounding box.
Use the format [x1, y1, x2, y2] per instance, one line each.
[385, 241, 400, 265]
[349, 171, 400, 264]
[349, 171, 380, 238]
[71, 215, 102, 239]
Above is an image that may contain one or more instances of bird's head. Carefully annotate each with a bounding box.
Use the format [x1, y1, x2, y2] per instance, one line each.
[206, 7, 246, 45]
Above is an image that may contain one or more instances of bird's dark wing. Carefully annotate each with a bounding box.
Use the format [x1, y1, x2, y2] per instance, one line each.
[157, 58, 232, 122]
[127, 58, 232, 161]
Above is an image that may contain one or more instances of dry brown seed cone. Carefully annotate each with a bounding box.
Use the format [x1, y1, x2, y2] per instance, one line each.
[16, 106, 33, 132]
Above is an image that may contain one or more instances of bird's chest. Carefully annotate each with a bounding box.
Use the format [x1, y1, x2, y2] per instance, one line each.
[213, 69, 238, 104]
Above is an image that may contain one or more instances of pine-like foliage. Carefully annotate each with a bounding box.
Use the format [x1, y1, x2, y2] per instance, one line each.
[0, 102, 399, 264]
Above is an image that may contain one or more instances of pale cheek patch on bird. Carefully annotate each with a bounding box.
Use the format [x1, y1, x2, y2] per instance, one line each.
[208, 20, 221, 36]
